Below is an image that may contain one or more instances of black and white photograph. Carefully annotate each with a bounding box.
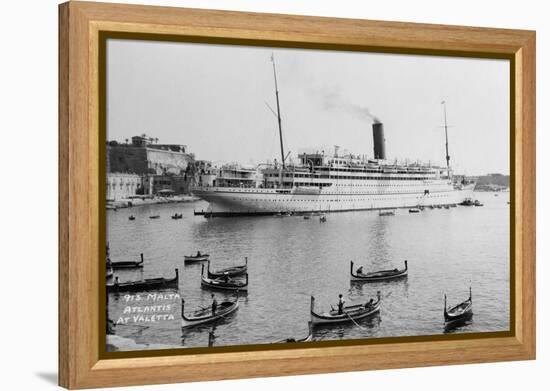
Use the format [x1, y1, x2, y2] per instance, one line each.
[104, 39, 510, 352]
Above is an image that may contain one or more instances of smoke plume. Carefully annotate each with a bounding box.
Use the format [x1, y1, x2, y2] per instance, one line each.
[320, 87, 379, 123]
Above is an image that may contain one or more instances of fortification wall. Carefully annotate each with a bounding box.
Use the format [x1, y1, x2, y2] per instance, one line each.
[146, 148, 192, 175]
[107, 146, 149, 174]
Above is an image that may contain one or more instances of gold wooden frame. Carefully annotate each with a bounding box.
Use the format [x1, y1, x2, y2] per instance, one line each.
[59, 1, 536, 389]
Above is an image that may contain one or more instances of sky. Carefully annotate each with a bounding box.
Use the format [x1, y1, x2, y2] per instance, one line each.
[107, 39, 510, 175]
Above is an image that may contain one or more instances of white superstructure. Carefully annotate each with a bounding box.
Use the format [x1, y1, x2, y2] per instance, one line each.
[193, 153, 474, 216]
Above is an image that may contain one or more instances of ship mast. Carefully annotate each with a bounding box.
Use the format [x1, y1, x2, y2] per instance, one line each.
[271, 54, 286, 170]
[441, 100, 450, 172]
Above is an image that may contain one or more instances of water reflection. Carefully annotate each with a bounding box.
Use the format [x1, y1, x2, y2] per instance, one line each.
[444, 315, 474, 334]
[313, 313, 382, 340]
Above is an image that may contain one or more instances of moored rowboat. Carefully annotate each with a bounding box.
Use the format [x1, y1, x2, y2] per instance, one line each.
[201, 264, 248, 292]
[350, 260, 408, 282]
[181, 292, 239, 328]
[310, 292, 381, 325]
[444, 287, 473, 323]
[184, 253, 210, 263]
[107, 269, 179, 293]
[108, 253, 145, 269]
[207, 257, 248, 279]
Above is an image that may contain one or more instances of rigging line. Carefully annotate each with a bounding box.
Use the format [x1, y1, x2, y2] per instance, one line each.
[343, 310, 368, 330]
[264, 101, 277, 118]
[270, 53, 286, 169]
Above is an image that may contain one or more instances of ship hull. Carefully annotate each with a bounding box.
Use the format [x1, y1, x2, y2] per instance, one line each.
[193, 184, 475, 216]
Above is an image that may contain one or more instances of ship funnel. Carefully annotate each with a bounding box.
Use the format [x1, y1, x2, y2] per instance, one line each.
[372, 120, 386, 160]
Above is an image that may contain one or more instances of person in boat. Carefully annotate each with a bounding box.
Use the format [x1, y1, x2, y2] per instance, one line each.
[338, 294, 345, 315]
[211, 294, 218, 315]
[222, 274, 230, 283]
[196, 251, 202, 257]
[365, 298, 374, 309]
[356, 266, 364, 275]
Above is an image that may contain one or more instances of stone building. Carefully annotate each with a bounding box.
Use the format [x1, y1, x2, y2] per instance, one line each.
[106, 173, 142, 201]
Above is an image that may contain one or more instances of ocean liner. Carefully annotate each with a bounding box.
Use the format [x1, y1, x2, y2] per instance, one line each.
[193, 57, 474, 216]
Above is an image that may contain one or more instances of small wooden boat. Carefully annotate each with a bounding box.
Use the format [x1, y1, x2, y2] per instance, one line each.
[409, 208, 420, 213]
[207, 258, 248, 279]
[108, 253, 145, 269]
[171, 213, 183, 219]
[181, 292, 239, 329]
[459, 198, 475, 206]
[149, 215, 160, 219]
[444, 288, 473, 323]
[474, 200, 484, 207]
[310, 293, 381, 325]
[200, 264, 248, 292]
[106, 265, 114, 279]
[107, 269, 179, 293]
[184, 252, 210, 263]
[378, 209, 395, 216]
[128, 215, 135, 221]
[273, 322, 313, 343]
[319, 214, 327, 222]
[303, 214, 311, 220]
[350, 260, 408, 282]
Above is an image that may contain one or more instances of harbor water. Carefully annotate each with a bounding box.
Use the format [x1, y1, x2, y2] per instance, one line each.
[106, 191, 509, 350]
